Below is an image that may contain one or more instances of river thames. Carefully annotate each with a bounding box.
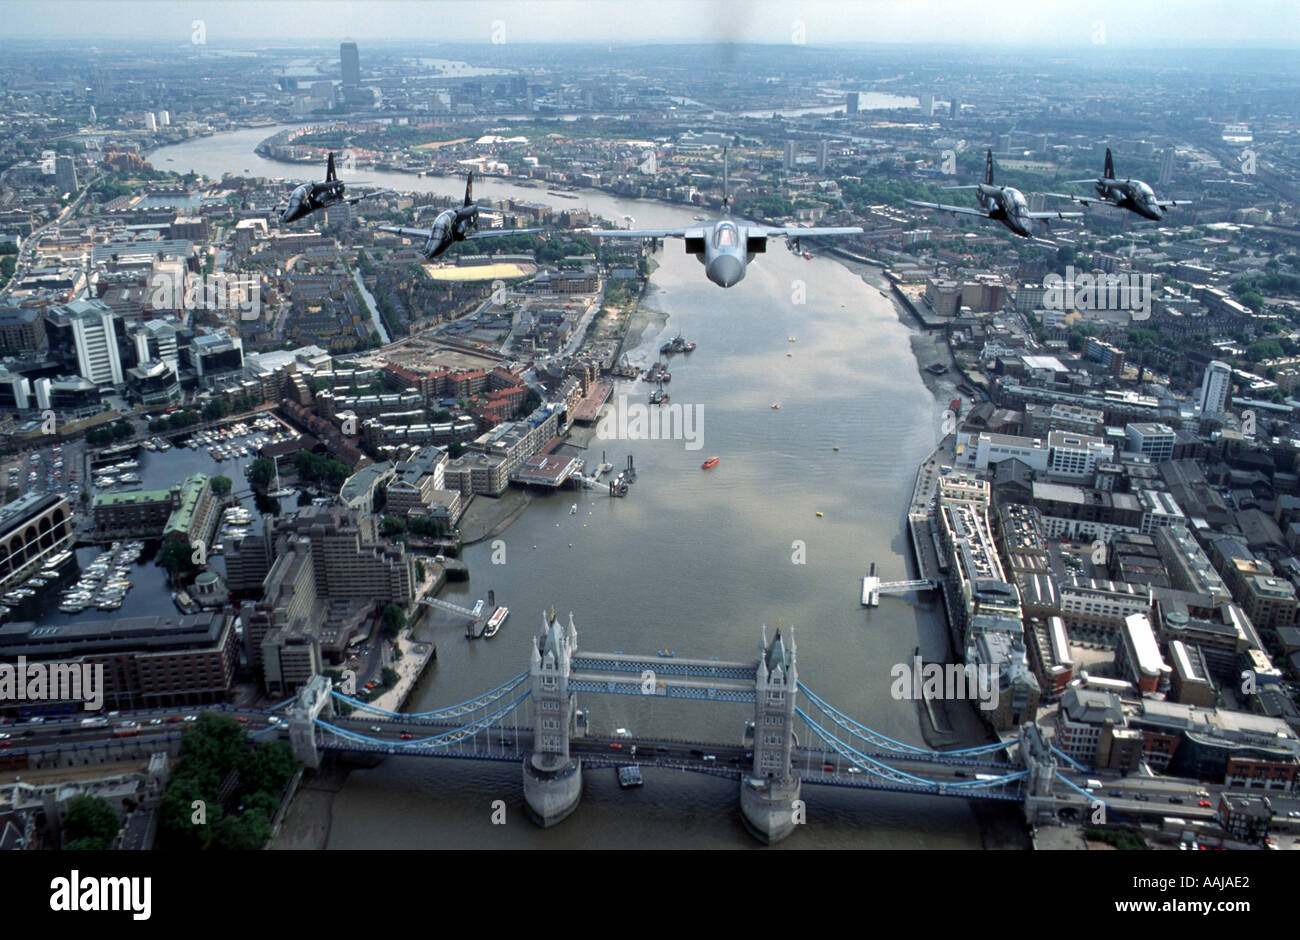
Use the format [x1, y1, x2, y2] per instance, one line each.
[151, 126, 1025, 848]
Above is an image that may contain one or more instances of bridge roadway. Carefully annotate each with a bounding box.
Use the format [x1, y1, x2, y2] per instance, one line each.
[0, 706, 1225, 822]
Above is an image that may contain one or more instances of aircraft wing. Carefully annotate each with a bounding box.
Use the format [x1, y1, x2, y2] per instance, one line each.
[377, 225, 434, 239]
[1042, 192, 1117, 209]
[1025, 209, 1085, 220]
[583, 228, 691, 238]
[345, 190, 395, 205]
[905, 199, 992, 218]
[466, 228, 547, 238]
[1064, 178, 1104, 185]
[753, 226, 864, 238]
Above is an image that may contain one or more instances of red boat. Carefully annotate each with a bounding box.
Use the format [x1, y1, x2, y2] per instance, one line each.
[702, 456, 720, 470]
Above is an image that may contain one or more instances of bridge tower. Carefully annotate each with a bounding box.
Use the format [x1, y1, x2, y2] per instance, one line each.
[740, 625, 802, 844]
[287, 674, 334, 769]
[1017, 721, 1059, 823]
[522, 608, 583, 827]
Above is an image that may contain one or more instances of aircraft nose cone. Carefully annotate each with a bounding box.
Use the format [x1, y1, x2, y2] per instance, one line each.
[707, 255, 744, 288]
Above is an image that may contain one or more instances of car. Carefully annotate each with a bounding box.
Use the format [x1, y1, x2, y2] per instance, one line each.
[182, 715, 197, 722]
[1196, 788, 1210, 798]
[235, 716, 249, 723]
[20, 730, 34, 737]
[1168, 796, 1184, 804]
[847, 766, 863, 774]
[370, 726, 383, 733]
[1198, 799, 1212, 808]
[954, 770, 968, 778]
[0, 741, 10, 748]
[400, 732, 413, 740]
[1289, 810, 1300, 819]
[149, 718, 163, 725]
[655, 745, 669, 753]
[364, 682, 375, 691]
[609, 742, 623, 749]
[690, 748, 705, 757]
[59, 728, 71, 736]
[1108, 790, 1124, 797]
[822, 763, 836, 771]
[167, 716, 182, 723]
[1134, 792, 1150, 801]
[701, 754, 716, 761]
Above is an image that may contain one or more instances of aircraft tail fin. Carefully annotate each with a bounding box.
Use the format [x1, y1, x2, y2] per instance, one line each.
[984, 149, 994, 186]
[326, 152, 337, 182]
[1104, 147, 1115, 180]
[464, 171, 473, 207]
[722, 146, 731, 215]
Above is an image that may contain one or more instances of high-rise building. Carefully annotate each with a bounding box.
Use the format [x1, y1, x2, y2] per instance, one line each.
[54, 156, 77, 194]
[58, 300, 122, 387]
[784, 140, 796, 171]
[845, 92, 858, 114]
[919, 92, 934, 116]
[817, 140, 829, 173]
[949, 98, 961, 118]
[1200, 360, 1231, 417]
[340, 41, 360, 86]
[1159, 147, 1175, 186]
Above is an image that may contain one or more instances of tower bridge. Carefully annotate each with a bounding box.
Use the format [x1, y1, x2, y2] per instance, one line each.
[266, 608, 1071, 843]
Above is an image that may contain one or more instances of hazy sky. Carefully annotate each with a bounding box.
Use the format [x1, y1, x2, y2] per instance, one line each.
[3, 0, 1298, 46]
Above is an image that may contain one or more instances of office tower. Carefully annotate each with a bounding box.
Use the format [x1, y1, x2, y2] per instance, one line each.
[1159, 147, 1175, 186]
[784, 140, 796, 171]
[1200, 361, 1231, 417]
[845, 92, 858, 114]
[949, 98, 961, 118]
[65, 300, 123, 386]
[54, 156, 77, 193]
[340, 41, 360, 86]
[919, 92, 934, 116]
[817, 140, 829, 173]
[997, 134, 1012, 153]
[156, 110, 170, 126]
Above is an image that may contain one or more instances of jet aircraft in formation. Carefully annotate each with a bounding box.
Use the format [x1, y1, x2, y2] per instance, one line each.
[1044, 147, 1180, 221]
[906, 149, 1083, 238]
[581, 149, 863, 288]
[378, 171, 544, 260]
[325, 144, 1175, 288]
[278, 152, 391, 225]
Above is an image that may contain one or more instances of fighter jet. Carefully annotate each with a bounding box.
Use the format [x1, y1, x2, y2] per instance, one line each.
[377, 171, 545, 260]
[906, 149, 1082, 238]
[278, 152, 391, 225]
[1045, 148, 1179, 221]
[580, 148, 862, 288]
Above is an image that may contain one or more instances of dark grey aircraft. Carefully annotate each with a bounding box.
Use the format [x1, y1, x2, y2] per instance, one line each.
[1046, 148, 1179, 221]
[279, 152, 391, 225]
[378, 172, 544, 259]
[581, 148, 862, 288]
[906, 149, 1081, 238]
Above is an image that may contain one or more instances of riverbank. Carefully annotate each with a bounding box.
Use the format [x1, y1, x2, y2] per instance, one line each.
[270, 763, 350, 850]
[457, 487, 533, 545]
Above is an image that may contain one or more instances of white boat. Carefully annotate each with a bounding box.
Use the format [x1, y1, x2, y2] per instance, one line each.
[483, 606, 509, 638]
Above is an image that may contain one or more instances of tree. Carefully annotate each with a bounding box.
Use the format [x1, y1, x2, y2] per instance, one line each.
[381, 602, 405, 639]
[249, 458, 275, 487]
[380, 514, 406, 538]
[158, 539, 198, 581]
[62, 794, 121, 850]
[447, 441, 465, 458]
[210, 475, 232, 497]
